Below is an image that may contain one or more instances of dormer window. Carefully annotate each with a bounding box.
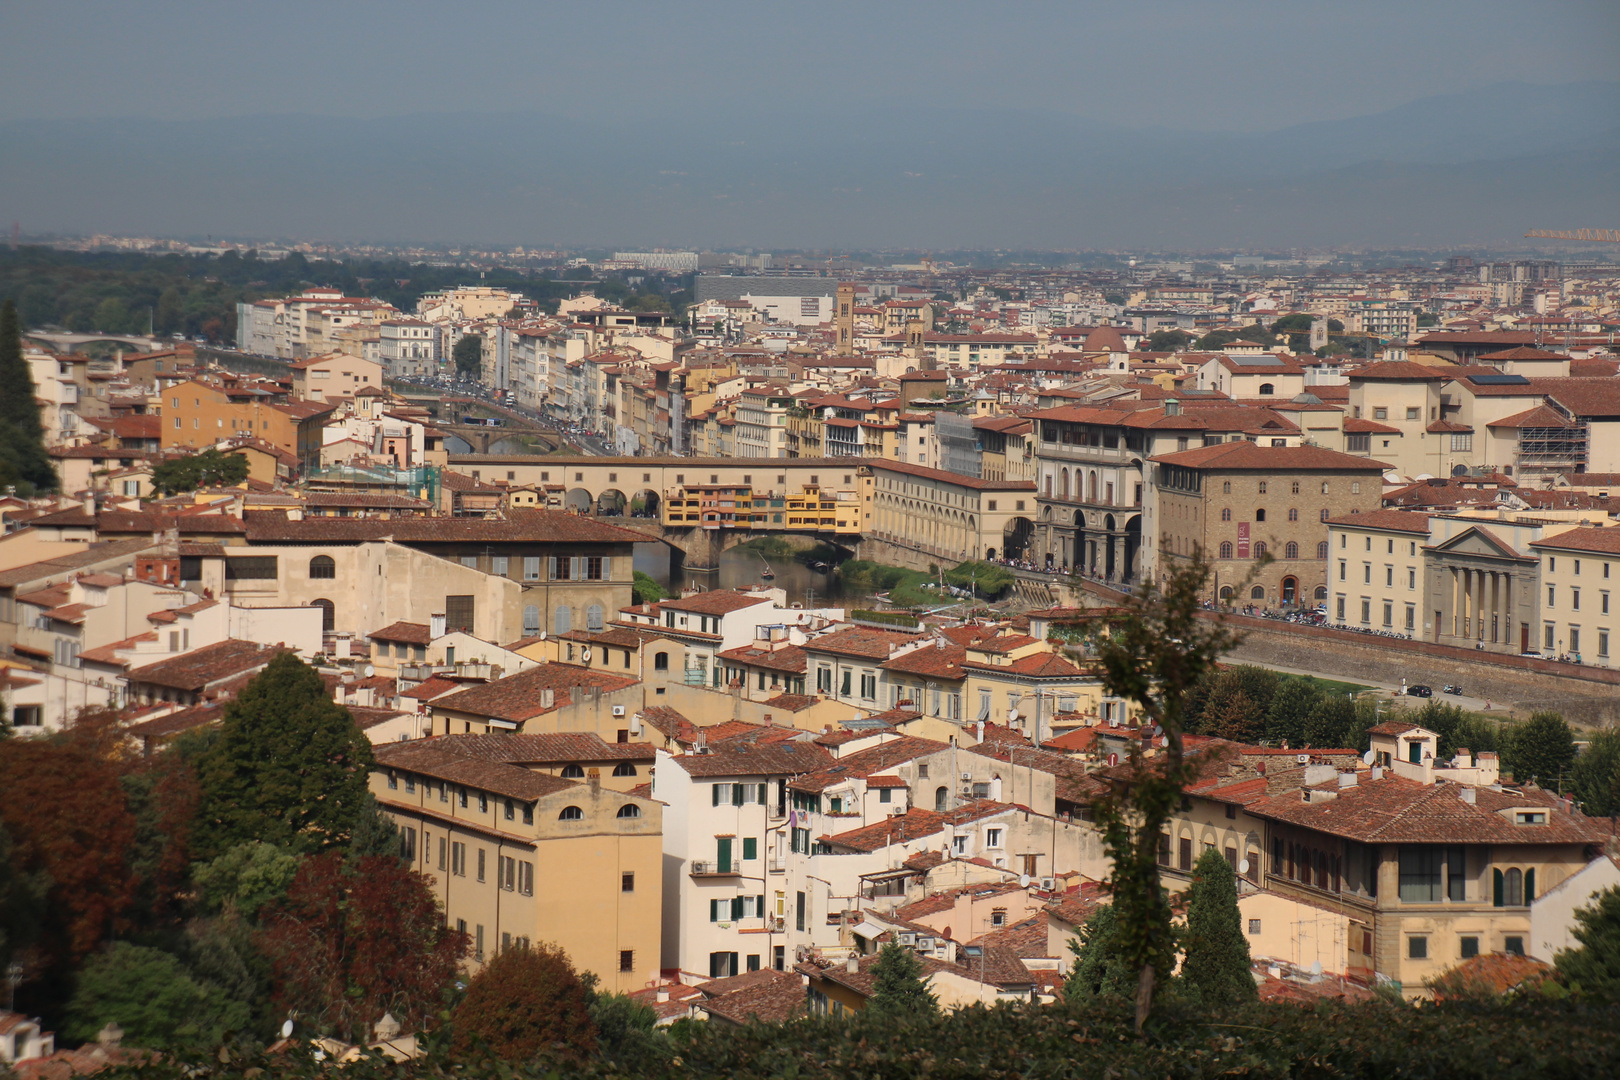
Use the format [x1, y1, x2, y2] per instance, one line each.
[1514, 811, 1547, 825]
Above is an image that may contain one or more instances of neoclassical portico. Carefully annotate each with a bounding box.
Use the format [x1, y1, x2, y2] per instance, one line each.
[1425, 526, 1538, 654]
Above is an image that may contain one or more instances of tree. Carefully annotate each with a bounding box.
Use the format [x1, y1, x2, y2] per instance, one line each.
[867, 942, 937, 1019]
[1572, 727, 1620, 817]
[259, 852, 465, 1042]
[1201, 685, 1259, 743]
[0, 299, 55, 493]
[154, 286, 185, 336]
[632, 570, 669, 605]
[1301, 694, 1357, 749]
[588, 993, 666, 1062]
[0, 824, 48, 977]
[1263, 676, 1323, 747]
[1270, 313, 1315, 334]
[150, 448, 250, 494]
[64, 942, 249, 1049]
[0, 738, 137, 967]
[1064, 903, 1133, 999]
[1139, 329, 1192, 353]
[1509, 710, 1577, 789]
[194, 652, 376, 859]
[1180, 849, 1256, 1004]
[193, 842, 302, 918]
[451, 941, 596, 1061]
[452, 334, 484, 378]
[1090, 548, 1243, 1030]
[1555, 885, 1620, 1002]
[120, 747, 201, 932]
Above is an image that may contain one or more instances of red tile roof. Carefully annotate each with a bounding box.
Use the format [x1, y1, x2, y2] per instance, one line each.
[429, 663, 637, 723]
[1151, 442, 1390, 471]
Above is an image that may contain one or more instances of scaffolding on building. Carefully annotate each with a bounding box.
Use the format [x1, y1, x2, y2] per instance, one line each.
[303, 463, 441, 505]
[1515, 398, 1588, 477]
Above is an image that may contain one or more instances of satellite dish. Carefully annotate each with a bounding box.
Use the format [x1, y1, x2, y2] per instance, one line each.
[363, 664, 375, 678]
[281, 1019, 294, 1039]
[1362, 750, 1375, 765]
[1151, 725, 1163, 737]
[1238, 859, 1250, 874]
[1019, 873, 1031, 888]
[1007, 709, 1019, 721]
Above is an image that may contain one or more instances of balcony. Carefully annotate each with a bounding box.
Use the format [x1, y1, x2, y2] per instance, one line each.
[689, 860, 742, 878]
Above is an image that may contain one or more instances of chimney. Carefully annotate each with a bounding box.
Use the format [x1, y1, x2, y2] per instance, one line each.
[1459, 786, 1476, 805]
[656, 986, 670, 1003]
[845, 955, 859, 973]
[1370, 766, 1384, 781]
[1338, 771, 1358, 788]
[541, 687, 555, 709]
[430, 612, 446, 639]
[764, 713, 774, 726]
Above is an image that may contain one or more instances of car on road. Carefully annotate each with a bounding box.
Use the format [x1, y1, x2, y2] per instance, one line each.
[1406, 684, 1433, 698]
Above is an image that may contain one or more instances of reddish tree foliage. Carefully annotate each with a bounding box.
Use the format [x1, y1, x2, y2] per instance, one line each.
[452, 942, 597, 1062]
[258, 852, 466, 1042]
[0, 738, 137, 963]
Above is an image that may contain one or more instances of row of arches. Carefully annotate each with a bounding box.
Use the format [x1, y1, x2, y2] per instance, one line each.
[558, 803, 642, 820]
[1043, 466, 1131, 505]
[561, 487, 662, 517]
[1216, 541, 1331, 561]
[1218, 581, 1328, 605]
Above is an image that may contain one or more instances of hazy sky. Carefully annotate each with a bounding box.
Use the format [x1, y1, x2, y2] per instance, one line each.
[6, 0, 1619, 131]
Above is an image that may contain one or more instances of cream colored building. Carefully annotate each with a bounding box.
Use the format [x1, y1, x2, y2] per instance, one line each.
[290, 352, 385, 403]
[1528, 526, 1620, 666]
[373, 737, 662, 992]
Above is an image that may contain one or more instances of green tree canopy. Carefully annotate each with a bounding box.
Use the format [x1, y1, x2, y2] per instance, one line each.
[1572, 727, 1620, 817]
[1140, 329, 1193, 352]
[1180, 848, 1257, 1004]
[0, 299, 55, 493]
[64, 942, 250, 1049]
[192, 841, 302, 918]
[451, 940, 596, 1061]
[452, 333, 485, 377]
[1064, 903, 1133, 999]
[867, 942, 938, 1019]
[150, 448, 250, 494]
[1270, 313, 1315, 334]
[632, 570, 669, 605]
[194, 652, 376, 858]
[1510, 710, 1578, 789]
[1555, 885, 1620, 1002]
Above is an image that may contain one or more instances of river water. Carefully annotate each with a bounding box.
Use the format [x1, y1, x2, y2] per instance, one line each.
[634, 543, 846, 607]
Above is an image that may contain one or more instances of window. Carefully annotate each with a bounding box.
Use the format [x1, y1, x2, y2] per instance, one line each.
[622, 871, 635, 892]
[224, 556, 277, 580]
[1287, 508, 1298, 522]
[1221, 508, 1231, 521]
[587, 604, 604, 631]
[1399, 846, 1443, 903]
[1285, 541, 1298, 560]
[1318, 541, 1329, 559]
[1219, 542, 1233, 559]
[617, 804, 641, 818]
[491, 556, 509, 577]
[523, 556, 541, 581]
[555, 606, 572, 635]
[1408, 936, 1428, 960]
[562, 764, 585, 778]
[1460, 935, 1479, 959]
[1504, 936, 1525, 956]
[1223, 481, 1231, 494]
[1291, 481, 1300, 494]
[308, 555, 335, 579]
[612, 762, 637, 777]
[1178, 837, 1193, 870]
[518, 861, 534, 895]
[451, 842, 466, 876]
[559, 805, 583, 820]
[1253, 541, 1267, 559]
[445, 594, 474, 634]
[619, 949, 635, 973]
[504, 799, 514, 820]
[1248, 919, 1262, 935]
[1258, 481, 1268, 494]
[522, 604, 540, 636]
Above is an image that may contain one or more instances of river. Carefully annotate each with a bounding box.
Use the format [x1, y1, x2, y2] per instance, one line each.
[633, 542, 846, 607]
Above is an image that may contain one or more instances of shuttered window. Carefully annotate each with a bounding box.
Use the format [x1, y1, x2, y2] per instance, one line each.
[444, 595, 474, 633]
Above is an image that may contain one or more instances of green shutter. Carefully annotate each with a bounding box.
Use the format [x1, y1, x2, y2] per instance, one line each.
[717, 837, 732, 873]
[757, 894, 765, 918]
[743, 837, 757, 860]
[710, 898, 720, 921]
[713, 784, 722, 807]
[731, 896, 744, 920]
[1493, 868, 1504, 907]
[758, 783, 768, 804]
[1525, 868, 1536, 903]
[733, 784, 745, 807]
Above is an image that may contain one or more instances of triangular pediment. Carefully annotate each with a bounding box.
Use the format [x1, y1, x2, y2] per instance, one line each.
[1427, 525, 1531, 562]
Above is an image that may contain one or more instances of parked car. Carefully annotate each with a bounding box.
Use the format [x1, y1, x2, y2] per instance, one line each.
[1406, 684, 1433, 698]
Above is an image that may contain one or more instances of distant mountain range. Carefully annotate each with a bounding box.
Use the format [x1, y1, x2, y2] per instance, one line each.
[4, 80, 1616, 250]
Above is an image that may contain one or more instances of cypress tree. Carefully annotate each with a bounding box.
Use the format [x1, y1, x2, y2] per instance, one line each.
[194, 652, 376, 859]
[0, 300, 55, 492]
[1181, 848, 1256, 1004]
[867, 941, 937, 1018]
[1065, 903, 1134, 999]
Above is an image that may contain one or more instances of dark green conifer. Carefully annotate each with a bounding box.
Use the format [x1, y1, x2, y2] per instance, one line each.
[867, 941, 937, 1018]
[0, 300, 56, 493]
[1181, 848, 1256, 1004]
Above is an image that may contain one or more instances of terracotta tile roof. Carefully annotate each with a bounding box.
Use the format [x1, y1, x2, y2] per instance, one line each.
[1429, 951, 1553, 1000]
[399, 675, 462, 701]
[0, 539, 156, 588]
[429, 663, 637, 723]
[660, 589, 774, 616]
[1150, 442, 1390, 471]
[868, 459, 1036, 491]
[123, 702, 226, 741]
[1348, 361, 1451, 381]
[122, 640, 283, 692]
[969, 913, 1056, 959]
[717, 643, 808, 673]
[347, 706, 413, 730]
[372, 741, 580, 802]
[761, 692, 821, 712]
[819, 800, 1012, 852]
[1325, 509, 1431, 533]
[668, 740, 830, 778]
[1246, 774, 1608, 845]
[241, 507, 645, 545]
[881, 642, 966, 677]
[1486, 404, 1574, 430]
[697, 970, 806, 1025]
[896, 882, 1025, 922]
[804, 625, 925, 660]
[790, 736, 949, 793]
[639, 705, 698, 743]
[1531, 527, 1620, 556]
[369, 620, 433, 645]
[1342, 417, 1402, 434]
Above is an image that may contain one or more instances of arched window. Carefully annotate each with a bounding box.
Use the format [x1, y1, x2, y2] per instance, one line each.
[1222, 481, 1232, 494]
[653, 651, 669, 671]
[1285, 541, 1299, 560]
[1503, 867, 1523, 907]
[1060, 469, 1070, 500]
[1253, 541, 1268, 559]
[1221, 508, 1232, 521]
[1258, 382, 1275, 395]
[616, 804, 641, 819]
[310, 598, 335, 632]
[558, 805, 583, 821]
[561, 764, 585, 778]
[1258, 481, 1268, 494]
[1255, 509, 1266, 522]
[309, 555, 336, 579]
[1281, 577, 1298, 604]
[1321, 481, 1330, 494]
[587, 604, 604, 631]
[1288, 508, 1299, 522]
[1314, 585, 1328, 600]
[935, 786, 949, 811]
[612, 762, 638, 777]
[555, 606, 572, 635]
[1219, 541, 1233, 559]
[522, 604, 540, 636]
[1219, 585, 1235, 600]
[1291, 481, 1301, 494]
[1251, 585, 1266, 599]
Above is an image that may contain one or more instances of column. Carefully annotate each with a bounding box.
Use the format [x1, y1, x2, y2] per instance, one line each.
[1449, 568, 1460, 638]
[1502, 572, 1514, 648]
[1476, 570, 1487, 642]
[1112, 534, 1126, 583]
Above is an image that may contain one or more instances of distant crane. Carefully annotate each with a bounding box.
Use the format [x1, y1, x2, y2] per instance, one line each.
[1524, 229, 1620, 243]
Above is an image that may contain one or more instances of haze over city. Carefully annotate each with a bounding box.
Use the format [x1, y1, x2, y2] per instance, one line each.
[3, 0, 1618, 249]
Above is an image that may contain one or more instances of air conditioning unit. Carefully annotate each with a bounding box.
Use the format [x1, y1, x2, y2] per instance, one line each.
[690, 860, 711, 874]
[1040, 877, 1056, 891]
[612, 705, 626, 717]
[1296, 753, 1309, 764]
[960, 772, 972, 781]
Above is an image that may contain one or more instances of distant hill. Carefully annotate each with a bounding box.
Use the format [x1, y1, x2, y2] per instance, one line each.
[3, 80, 1615, 249]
